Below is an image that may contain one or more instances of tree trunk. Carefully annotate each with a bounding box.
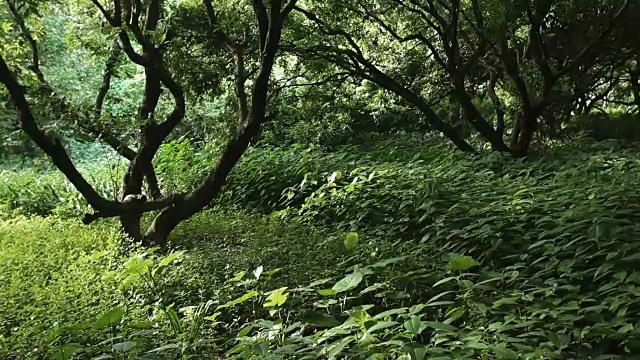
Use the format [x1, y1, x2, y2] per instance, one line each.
[630, 70, 640, 114]
[118, 65, 164, 241]
[450, 71, 509, 152]
[141, 0, 300, 247]
[510, 115, 522, 150]
[513, 112, 537, 157]
[487, 71, 505, 139]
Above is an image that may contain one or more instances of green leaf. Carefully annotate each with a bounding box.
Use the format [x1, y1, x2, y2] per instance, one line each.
[423, 321, 457, 332]
[128, 321, 153, 329]
[426, 291, 454, 305]
[447, 254, 479, 271]
[344, 232, 359, 250]
[165, 307, 183, 335]
[229, 271, 247, 282]
[112, 341, 137, 352]
[302, 311, 341, 328]
[324, 337, 352, 358]
[466, 340, 489, 349]
[52, 344, 81, 360]
[158, 251, 184, 268]
[204, 311, 221, 323]
[238, 324, 253, 337]
[368, 320, 400, 333]
[217, 290, 260, 309]
[547, 332, 570, 349]
[264, 287, 289, 308]
[492, 346, 518, 359]
[410, 304, 426, 314]
[432, 276, 457, 288]
[370, 256, 409, 268]
[618, 323, 634, 333]
[445, 307, 466, 322]
[359, 282, 385, 295]
[94, 306, 125, 330]
[308, 278, 332, 287]
[332, 270, 364, 293]
[317, 288, 338, 296]
[403, 316, 423, 336]
[411, 346, 427, 360]
[123, 258, 153, 276]
[146, 343, 180, 353]
[373, 307, 408, 320]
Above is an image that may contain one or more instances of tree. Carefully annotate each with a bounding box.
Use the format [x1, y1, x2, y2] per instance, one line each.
[290, 2, 477, 153]
[0, 0, 298, 246]
[290, 0, 632, 156]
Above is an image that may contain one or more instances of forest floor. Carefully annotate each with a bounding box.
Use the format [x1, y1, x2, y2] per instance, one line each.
[2, 136, 640, 359]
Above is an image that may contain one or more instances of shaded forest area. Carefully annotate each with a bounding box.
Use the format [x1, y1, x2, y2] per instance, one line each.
[2, 0, 640, 359]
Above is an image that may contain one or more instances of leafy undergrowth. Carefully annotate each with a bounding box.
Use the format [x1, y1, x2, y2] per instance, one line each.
[4, 210, 640, 359]
[0, 217, 133, 359]
[2, 137, 640, 358]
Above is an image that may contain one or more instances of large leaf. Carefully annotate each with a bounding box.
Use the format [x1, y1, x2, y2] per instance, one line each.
[344, 232, 359, 251]
[423, 321, 457, 332]
[373, 308, 408, 320]
[112, 341, 137, 352]
[52, 344, 81, 360]
[218, 290, 260, 309]
[370, 256, 409, 268]
[94, 306, 125, 330]
[411, 346, 427, 360]
[318, 288, 338, 296]
[263, 287, 289, 308]
[368, 320, 400, 333]
[153, 251, 185, 276]
[158, 251, 184, 268]
[492, 346, 518, 360]
[447, 254, 479, 271]
[302, 311, 341, 327]
[332, 270, 364, 293]
[403, 316, 423, 336]
[146, 343, 180, 354]
[547, 332, 570, 349]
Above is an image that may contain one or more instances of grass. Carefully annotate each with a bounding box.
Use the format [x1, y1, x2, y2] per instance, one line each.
[0, 217, 127, 358]
[2, 136, 640, 358]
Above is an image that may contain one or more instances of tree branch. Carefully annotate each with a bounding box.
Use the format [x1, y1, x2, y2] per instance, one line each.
[0, 54, 113, 211]
[92, 37, 163, 199]
[556, 0, 630, 80]
[294, 6, 365, 59]
[253, 0, 269, 53]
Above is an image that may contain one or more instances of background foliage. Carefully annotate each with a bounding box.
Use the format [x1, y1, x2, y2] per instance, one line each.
[2, 0, 640, 358]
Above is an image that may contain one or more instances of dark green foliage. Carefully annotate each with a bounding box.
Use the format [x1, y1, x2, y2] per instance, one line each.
[3, 137, 640, 358]
[571, 112, 640, 141]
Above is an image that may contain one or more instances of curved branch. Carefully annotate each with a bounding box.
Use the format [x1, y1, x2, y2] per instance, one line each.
[0, 54, 111, 210]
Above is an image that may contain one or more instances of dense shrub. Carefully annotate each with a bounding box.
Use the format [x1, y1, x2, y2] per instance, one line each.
[0, 208, 357, 358]
[0, 166, 121, 219]
[0, 217, 128, 358]
[571, 112, 640, 142]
